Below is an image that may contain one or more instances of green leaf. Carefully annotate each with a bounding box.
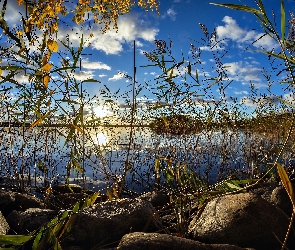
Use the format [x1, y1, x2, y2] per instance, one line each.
[81, 79, 101, 83]
[281, 0, 285, 40]
[0, 235, 32, 245]
[210, 3, 263, 16]
[32, 229, 43, 250]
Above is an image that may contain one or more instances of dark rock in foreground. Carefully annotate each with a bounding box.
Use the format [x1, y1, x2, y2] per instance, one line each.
[139, 191, 170, 208]
[7, 208, 58, 234]
[0, 191, 44, 216]
[188, 192, 294, 250]
[117, 232, 254, 250]
[271, 185, 294, 216]
[71, 198, 162, 249]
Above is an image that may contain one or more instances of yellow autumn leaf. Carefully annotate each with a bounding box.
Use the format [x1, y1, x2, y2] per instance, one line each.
[28, 111, 51, 129]
[43, 75, 50, 88]
[71, 123, 83, 133]
[52, 21, 58, 31]
[16, 30, 23, 37]
[42, 52, 51, 66]
[41, 63, 52, 73]
[17, 0, 24, 5]
[0, 69, 2, 76]
[277, 163, 295, 207]
[47, 39, 58, 52]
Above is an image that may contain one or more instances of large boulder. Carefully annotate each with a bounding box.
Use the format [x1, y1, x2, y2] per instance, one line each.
[0, 191, 44, 216]
[47, 193, 88, 210]
[0, 211, 9, 235]
[0, 191, 15, 216]
[139, 191, 170, 208]
[52, 184, 83, 194]
[6, 208, 58, 234]
[117, 232, 253, 250]
[271, 185, 294, 216]
[188, 192, 294, 250]
[71, 198, 162, 249]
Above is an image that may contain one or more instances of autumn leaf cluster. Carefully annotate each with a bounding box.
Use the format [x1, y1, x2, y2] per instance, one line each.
[17, 0, 160, 34]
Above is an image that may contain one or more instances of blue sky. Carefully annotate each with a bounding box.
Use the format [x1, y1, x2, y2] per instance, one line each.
[1, 0, 295, 121]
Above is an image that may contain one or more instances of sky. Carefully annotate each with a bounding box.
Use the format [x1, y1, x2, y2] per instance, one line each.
[1, 0, 295, 121]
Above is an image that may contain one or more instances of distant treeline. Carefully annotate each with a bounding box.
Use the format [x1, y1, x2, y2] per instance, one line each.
[149, 112, 295, 135]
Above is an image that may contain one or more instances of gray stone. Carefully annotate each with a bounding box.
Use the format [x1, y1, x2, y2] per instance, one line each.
[0, 191, 16, 216]
[139, 191, 170, 208]
[52, 184, 83, 194]
[71, 198, 162, 249]
[117, 232, 253, 250]
[0, 211, 9, 235]
[14, 193, 44, 211]
[6, 208, 58, 234]
[47, 193, 88, 210]
[271, 185, 294, 216]
[188, 192, 294, 249]
[0, 191, 44, 216]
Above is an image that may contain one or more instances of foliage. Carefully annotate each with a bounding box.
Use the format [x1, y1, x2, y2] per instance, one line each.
[210, 1, 295, 248]
[154, 154, 257, 237]
[14, 0, 159, 35]
[149, 114, 202, 135]
[0, 192, 99, 250]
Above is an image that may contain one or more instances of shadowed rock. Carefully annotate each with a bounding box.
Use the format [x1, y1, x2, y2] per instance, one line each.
[6, 208, 58, 234]
[0, 191, 44, 216]
[271, 185, 294, 216]
[188, 192, 294, 250]
[71, 198, 162, 249]
[117, 232, 254, 250]
[139, 191, 170, 208]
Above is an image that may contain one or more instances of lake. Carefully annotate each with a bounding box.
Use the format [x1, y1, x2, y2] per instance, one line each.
[0, 125, 293, 193]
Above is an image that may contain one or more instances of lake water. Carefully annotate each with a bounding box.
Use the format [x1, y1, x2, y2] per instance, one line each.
[0, 125, 293, 193]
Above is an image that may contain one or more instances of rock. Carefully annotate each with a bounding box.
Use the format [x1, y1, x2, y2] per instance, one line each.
[0, 191, 16, 216]
[47, 193, 88, 210]
[0, 191, 44, 216]
[14, 193, 44, 211]
[52, 184, 83, 194]
[117, 232, 253, 250]
[6, 208, 58, 234]
[248, 181, 278, 202]
[139, 191, 170, 208]
[71, 198, 162, 249]
[0, 211, 9, 235]
[188, 192, 294, 250]
[271, 185, 293, 216]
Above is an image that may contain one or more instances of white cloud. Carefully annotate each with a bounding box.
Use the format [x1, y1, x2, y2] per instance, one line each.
[1, 1, 24, 25]
[216, 16, 278, 51]
[217, 16, 245, 41]
[57, 13, 158, 55]
[283, 93, 295, 105]
[167, 7, 177, 21]
[70, 71, 95, 81]
[99, 74, 107, 78]
[223, 61, 262, 83]
[108, 72, 125, 81]
[241, 95, 280, 107]
[234, 90, 249, 95]
[81, 58, 111, 70]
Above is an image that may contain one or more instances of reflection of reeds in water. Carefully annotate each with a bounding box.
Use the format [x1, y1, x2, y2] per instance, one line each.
[1, 122, 294, 194]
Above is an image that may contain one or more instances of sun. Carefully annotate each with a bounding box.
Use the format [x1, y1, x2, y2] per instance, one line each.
[96, 132, 108, 146]
[93, 106, 111, 118]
